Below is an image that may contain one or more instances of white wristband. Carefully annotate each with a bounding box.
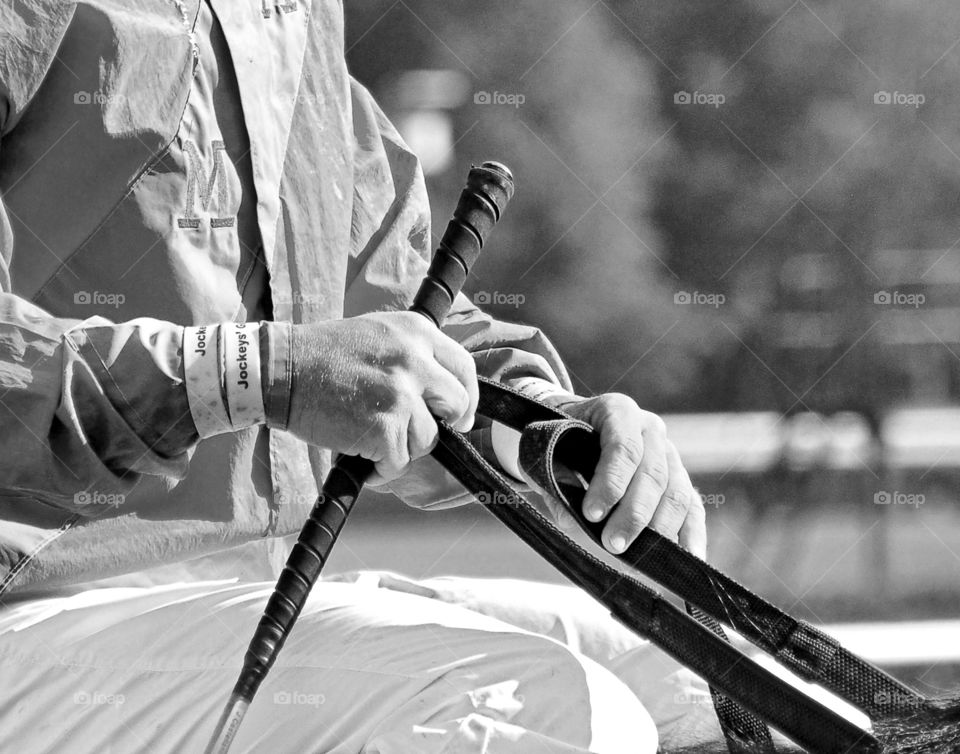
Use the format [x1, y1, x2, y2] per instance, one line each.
[183, 325, 232, 437]
[222, 322, 265, 429]
[509, 376, 578, 408]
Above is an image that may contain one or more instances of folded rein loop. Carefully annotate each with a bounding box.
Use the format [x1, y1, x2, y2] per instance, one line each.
[429, 376, 896, 754]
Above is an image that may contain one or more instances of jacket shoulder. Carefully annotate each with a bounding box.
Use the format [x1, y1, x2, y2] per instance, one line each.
[0, 1, 77, 134]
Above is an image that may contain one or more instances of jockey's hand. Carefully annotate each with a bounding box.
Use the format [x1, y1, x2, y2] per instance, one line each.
[285, 312, 478, 485]
[556, 394, 706, 559]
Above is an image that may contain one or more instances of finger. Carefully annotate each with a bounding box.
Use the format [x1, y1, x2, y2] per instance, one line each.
[422, 362, 472, 430]
[600, 427, 669, 553]
[430, 332, 478, 429]
[519, 467, 577, 531]
[372, 414, 411, 483]
[647, 442, 694, 542]
[547, 497, 577, 531]
[582, 422, 645, 523]
[407, 401, 440, 461]
[679, 490, 708, 559]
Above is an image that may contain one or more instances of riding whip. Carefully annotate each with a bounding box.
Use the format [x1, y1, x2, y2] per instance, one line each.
[205, 161, 515, 754]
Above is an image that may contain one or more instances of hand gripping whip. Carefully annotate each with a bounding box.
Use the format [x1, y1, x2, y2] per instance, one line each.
[205, 162, 515, 754]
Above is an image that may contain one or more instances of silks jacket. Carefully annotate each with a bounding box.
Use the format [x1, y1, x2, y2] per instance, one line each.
[0, 0, 570, 594]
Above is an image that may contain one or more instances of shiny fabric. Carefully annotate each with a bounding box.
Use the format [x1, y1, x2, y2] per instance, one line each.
[0, 574, 675, 753]
[0, 0, 571, 593]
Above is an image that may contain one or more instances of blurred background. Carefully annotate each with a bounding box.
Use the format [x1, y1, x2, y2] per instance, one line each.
[330, 0, 960, 688]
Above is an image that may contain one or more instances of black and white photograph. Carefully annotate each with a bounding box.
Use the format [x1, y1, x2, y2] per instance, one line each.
[2, 1, 960, 752]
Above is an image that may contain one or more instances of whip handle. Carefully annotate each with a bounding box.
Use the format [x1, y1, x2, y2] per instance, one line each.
[234, 162, 515, 703]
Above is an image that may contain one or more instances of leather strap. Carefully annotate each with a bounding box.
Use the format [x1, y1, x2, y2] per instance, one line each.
[513, 407, 926, 721]
[478, 377, 924, 720]
[429, 378, 885, 753]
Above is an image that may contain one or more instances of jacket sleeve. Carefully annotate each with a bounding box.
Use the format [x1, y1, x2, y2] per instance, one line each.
[343, 78, 572, 507]
[0, 230, 199, 509]
[0, 161, 205, 511]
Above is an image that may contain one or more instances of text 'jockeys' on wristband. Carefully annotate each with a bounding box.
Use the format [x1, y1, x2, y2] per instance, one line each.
[183, 323, 267, 437]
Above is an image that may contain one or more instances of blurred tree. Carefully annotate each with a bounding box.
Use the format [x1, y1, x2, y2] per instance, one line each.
[346, 1, 710, 409]
[345, 0, 960, 414]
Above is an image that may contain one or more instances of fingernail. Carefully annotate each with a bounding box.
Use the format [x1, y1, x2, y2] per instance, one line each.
[587, 506, 604, 521]
[609, 535, 627, 553]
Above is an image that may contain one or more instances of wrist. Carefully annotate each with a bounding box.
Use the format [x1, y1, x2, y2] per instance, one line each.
[506, 375, 582, 410]
[182, 321, 291, 438]
[261, 320, 293, 431]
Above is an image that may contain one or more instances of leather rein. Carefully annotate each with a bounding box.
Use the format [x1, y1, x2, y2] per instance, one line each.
[430, 376, 935, 753]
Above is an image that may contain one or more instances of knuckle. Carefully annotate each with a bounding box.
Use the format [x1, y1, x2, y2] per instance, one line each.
[639, 462, 669, 490]
[661, 486, 691, 512]
[595, 468, 631, 503]
[622, 505, 651, 535]
[410, 428, 438, 460]
[613, 434, 644, 466]
[604, 392, 635, 410]
[641, 410, 667, 435]
[383, 373, 414, 408]
[459, 348, 477, 375]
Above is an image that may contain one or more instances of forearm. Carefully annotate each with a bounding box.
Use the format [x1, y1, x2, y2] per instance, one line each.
[0, 292, 293, 502]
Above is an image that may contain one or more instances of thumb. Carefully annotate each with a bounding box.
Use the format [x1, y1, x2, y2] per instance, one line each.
[519, 467, 578, 531]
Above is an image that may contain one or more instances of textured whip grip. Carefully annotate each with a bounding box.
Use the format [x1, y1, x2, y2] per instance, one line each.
[234, 456, 366, 700]
[234, 162, 515, 703]
[413, 161, 514, 325]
